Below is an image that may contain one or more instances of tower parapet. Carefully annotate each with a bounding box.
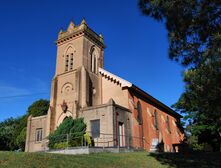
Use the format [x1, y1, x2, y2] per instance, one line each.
[56, 19, 105, 48]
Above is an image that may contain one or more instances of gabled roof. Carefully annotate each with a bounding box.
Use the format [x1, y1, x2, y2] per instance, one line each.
[99, 68, 182, 118]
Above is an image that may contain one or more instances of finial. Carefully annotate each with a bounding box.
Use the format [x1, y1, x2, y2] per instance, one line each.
[79, 18, 87, 30]
[59, 29, 63, 34]
[99, 33, 103, 39]
[67, 21, 75, 32]
[81, 18, 87, 25]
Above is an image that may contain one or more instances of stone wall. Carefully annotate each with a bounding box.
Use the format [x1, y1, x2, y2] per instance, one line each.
[101, 75, 129, 108]
[25, 115, 48, 152]
[81, 100, 131, 148]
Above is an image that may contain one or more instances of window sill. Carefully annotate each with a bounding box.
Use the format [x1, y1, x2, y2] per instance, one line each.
[35, 141, 43, 144]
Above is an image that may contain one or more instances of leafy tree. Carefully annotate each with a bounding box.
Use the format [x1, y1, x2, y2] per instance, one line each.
[0, 118, 18, 150]
[14, 99, 49, 150]
[27, 99, 49, 117]
[139, 0, 221, 151]
[12, 115, 28, 149]
[139, 0, 221, 67]
[174, 60, 221, 151]
[48, 117, 86, 149]
[15, 127, 27, 151]
[0, 99, 50, 151]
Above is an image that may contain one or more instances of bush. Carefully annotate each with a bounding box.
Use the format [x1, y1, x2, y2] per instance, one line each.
[53, 142, 69, 149]
[48, 117, 86, 149]
[27, 99, 49, 117]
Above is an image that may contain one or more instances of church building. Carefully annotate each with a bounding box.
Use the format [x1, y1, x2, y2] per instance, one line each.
[25, 19, 184, 152]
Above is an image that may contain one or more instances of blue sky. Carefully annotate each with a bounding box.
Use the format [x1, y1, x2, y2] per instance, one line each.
[0, 0, 184, 121]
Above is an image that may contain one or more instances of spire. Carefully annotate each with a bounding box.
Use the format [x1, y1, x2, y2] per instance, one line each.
[67, 21, 75, 32]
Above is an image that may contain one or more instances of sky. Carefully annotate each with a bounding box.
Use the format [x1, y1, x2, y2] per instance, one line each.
[0, 0, 184, 121]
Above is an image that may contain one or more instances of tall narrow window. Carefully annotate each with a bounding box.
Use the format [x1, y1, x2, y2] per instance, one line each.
[154, 110, 158, 130]
[64, 46, 74, 72]
[91, 47, 97, 73]
[94, 56, 96, 73]
[166, 116, 171, 133]
[65, 55, 69, 71]
[35, 128, 43, 142]
[91, 48, 94, 72]
[137, 101, 142, 125]
[70, 53, 73, 70]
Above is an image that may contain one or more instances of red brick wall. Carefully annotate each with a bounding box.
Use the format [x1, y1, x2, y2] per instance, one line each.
[128, 90, 184, 152]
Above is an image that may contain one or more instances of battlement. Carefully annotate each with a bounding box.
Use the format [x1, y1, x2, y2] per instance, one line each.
[56, 19, 105, 48]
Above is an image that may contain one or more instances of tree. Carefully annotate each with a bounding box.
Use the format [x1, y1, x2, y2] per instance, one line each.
[0, 118, 18, 150]
[27, 99, 49, 117]
[139, 0, 221, 151]
[0, 99, 50, 151]
[174, 60, 221, 151]
[14, 99, 49, 150]
[139, 0, 221, 67]
[16, 127, 27, 151]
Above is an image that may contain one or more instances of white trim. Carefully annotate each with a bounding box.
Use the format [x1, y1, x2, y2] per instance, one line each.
[99, 68, 132, 87]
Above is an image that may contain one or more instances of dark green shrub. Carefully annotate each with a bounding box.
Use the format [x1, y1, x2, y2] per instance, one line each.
[53, 142, 69, 149]
[48, 117, 86, 149]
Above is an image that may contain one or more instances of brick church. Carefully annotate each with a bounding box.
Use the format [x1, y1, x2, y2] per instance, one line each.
[25, 19, 184, 152]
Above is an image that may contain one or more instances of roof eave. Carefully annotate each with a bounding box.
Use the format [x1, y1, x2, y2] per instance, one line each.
[128, 84, 182, 118]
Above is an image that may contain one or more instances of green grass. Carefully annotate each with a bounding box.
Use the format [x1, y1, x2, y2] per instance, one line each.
[0, 151, 220, 168]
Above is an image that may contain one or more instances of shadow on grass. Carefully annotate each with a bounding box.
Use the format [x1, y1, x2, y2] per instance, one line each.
[149, 152, 221, 168]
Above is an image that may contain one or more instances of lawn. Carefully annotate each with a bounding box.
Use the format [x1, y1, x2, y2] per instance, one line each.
[0, 151, 220, 168]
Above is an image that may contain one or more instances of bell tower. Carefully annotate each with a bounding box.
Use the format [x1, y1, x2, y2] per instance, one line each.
[48, 19, 105, 131]
[55, 19, 105, 75]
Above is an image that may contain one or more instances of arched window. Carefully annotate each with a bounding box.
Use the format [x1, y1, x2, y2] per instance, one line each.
[137, 101, 142, 125]
[64, 46, 74, 72]
[154, 110, 158, 130]
[166, 116, 171, 133]
[90, 47, 98, 73]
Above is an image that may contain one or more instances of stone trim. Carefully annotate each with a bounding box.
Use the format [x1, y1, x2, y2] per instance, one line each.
[99, 68, 132, 87]
[56, 22, 105, 48]
[30, 115, 47, 120]
[81, 101, 131, 113]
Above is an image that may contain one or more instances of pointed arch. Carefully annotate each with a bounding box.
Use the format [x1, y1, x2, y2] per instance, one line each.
[64, 44, 75, 55]
[90, 46, 98, 73]
[57, 111, 72, 127]
[64, 44, 75, 72]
